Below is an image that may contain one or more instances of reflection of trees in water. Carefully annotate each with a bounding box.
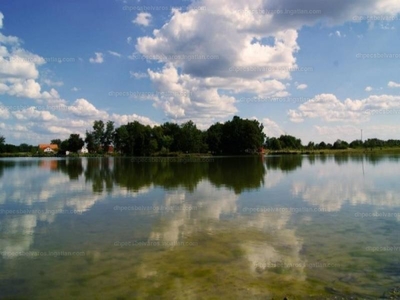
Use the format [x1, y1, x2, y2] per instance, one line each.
[82, 157, 266, 194]
[0, 160, 17, 178]
[112, 160, 209, 192]
[207, 157, 265, 194]
[56, 159, 84, 180]
[265, 153, 400, 171]
[334, 153, 400, 165]
[265, 155, 303, 173]
[84, 158, 114, 193]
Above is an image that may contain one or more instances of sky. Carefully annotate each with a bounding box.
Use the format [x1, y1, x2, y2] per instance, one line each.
[0, 0, 400, 145]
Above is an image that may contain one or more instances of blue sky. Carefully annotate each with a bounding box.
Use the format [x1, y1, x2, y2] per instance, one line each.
[0, 0, 400, 145]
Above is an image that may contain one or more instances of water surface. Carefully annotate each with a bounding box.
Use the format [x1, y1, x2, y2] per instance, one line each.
[0, 155, 400, 299]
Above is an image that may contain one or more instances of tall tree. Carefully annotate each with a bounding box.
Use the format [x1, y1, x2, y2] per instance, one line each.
[207, 123, 223, 154]
[0, 135, 5, 153]
[179, 120, 202, 153]
[67, 134, 84, 153]
[85, 131, 96, 153]
[103, 121, 115, 152]
[92, 120, 105, 152]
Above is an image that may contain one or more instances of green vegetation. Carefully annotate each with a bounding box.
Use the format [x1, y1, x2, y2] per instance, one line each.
[86, 116, 265, 156]
[265, 135, 400, 154]
[1, 119, 400, 157]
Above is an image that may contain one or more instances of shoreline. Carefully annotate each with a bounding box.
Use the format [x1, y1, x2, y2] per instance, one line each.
[1, 148, 400, 158]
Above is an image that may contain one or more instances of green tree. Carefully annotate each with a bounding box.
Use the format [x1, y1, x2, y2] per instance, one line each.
[161, 122, 181, 152]
[51, 139, 62, 147]
[67, 134, 84, 153]
[19, 143, 31, 152]
[0, 135, 5, 152]
[103, 121, 115, 152]
[278, 135, 302, 149]
[114, 125, 131, 155]
[85, 131, 97, 153]
[59, 139, 69, 154]
[221, 116, 265, 154]
[307, 141, 315, 150]
[207, 123, 223, 154]
[92, 120, 105, 152]
[179, 120, 202, 153]
[268, 137, 282, 150]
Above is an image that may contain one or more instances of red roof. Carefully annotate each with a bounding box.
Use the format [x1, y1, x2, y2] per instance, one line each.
[38, 144, 59, 150]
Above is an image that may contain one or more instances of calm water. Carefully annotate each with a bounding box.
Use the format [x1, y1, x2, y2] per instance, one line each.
[0, 155, 400, 299]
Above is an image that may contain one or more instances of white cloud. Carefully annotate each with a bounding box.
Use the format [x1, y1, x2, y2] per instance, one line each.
[127, 36, 132, 44]
[43, 79, 63, 87]
[365, 86, 373, 92]
[263, 118, 284, 137]
[110, 113, 158, 127]
[0, 12, 4, 29]
[133, 12, 152, 27]
[296, 83, 307, 90]
[108, 50, 121, 57]
[130, 71, 148, 79]
[288, 93, 400, 123]
[68, 98, 108, 119]
[134, 0, 400, 127]
[388, 81, 400, 88]
[0, 28, 62, 102]
[12, 106, 57, 122]
[0, 102, 10, 119]
[71, 87, 80, 92]
[89, 52, 104, 64]
[148, 64, 238, 127]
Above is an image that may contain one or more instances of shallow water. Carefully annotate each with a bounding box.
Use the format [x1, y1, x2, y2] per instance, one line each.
[0, 155, 400, 299]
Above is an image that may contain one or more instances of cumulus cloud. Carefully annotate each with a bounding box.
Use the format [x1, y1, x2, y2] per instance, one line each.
[388, 81, 400, 88]
[133, 12, 152, 26]
[148, 64, 238, 127]
[296, 83, 307, 90]
[0, 27, 62, 102]
[136, 7, 298, 125]
[134, 0, 400, 127]
[263, 117, 284, 137]
[365, 86, 373, 92]
[12, 106, 57, 122]
[89, 52, 104, 64]
[0, 102, 10, 119]
[110, 113, 158, 127]
[288, 93, 400, 123]
[68, 98, 108, 119]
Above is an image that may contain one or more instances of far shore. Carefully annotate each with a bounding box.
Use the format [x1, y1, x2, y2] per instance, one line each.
[1, 147, 400, 158]
[266, 147, 400, 155]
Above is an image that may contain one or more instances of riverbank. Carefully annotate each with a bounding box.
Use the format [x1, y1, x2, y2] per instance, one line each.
[1, 148, 400, 158]
[266, 147, 400, 155]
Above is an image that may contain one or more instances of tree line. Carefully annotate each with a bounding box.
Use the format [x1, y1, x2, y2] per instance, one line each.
[265, 136, 400, 151]
[1, 116, 399, 155]
[83, 116, 265, 155]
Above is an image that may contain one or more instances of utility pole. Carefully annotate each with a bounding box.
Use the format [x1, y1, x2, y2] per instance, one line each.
[361, 129, 363, 142]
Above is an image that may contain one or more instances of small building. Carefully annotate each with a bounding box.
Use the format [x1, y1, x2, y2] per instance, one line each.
[107, 146, 114, 153]
[38, 144, 59, 153]
[78, 146, 89, 154]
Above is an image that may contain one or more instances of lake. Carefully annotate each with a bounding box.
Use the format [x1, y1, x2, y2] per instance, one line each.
[0, 155, 400, 299]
